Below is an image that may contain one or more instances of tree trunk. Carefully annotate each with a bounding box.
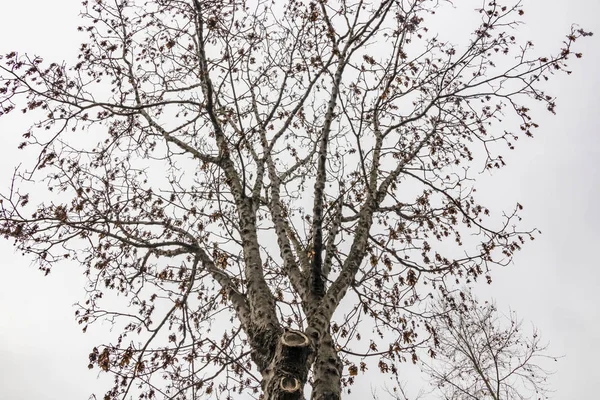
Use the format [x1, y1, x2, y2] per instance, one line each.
[310, 332, 343, 400]
[262, 330, 313, 400]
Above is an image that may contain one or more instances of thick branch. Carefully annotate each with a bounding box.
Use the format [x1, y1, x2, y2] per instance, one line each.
[193, 0, 279, 333]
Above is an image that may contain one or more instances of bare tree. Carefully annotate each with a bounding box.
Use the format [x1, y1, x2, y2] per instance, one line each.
[423, 292, 554, 400]
[0, 0, 590, 399]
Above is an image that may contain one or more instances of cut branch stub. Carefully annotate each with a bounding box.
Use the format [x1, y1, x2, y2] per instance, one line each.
[280, 376, 301, 392]
[281, 330, 310, 347]
[277, 330, 312, 378]
[262, 330, 313, 399]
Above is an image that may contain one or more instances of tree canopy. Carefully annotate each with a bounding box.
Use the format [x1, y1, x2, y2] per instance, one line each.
[0, 0, 590, 399]
[424, 292, 553, 400]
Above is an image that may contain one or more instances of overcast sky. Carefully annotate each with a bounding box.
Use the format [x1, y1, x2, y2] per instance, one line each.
[0, 1, 598, 399]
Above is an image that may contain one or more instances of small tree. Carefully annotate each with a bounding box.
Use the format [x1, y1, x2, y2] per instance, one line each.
[424, 292, 554, 400]
[0, 0, 589, 399]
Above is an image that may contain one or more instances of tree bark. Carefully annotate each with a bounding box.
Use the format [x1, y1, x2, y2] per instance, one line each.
[262, 330, 313, 400]
[310, 332, 343, 400]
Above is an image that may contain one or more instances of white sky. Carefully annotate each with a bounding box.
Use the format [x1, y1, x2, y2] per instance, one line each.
[0, 0, 598, 399]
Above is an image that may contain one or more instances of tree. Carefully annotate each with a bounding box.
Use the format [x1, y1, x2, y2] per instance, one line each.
[0, 0, 590, 399]
[423, 291, 554, 400]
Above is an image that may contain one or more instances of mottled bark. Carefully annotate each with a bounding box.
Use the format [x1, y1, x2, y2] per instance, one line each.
[262, 330, 313, 400]
[309, 58, 347, 300]
[266, 163, 309, 303]
[310, 332, 343, 400]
